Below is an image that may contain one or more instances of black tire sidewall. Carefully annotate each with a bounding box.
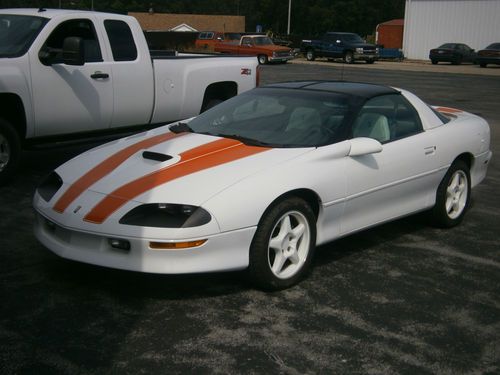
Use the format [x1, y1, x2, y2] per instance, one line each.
[344, 51, 354, 64]
[248, 197, 317, 290]
[0, 119, 21, 185]
[431, 160, 471, 228]
[258, 55, 268, 65]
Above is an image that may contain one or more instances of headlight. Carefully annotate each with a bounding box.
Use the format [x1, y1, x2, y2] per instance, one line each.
[119, 203, 212, 228]
[37, 172, 63, 202]
[376, 47, 380, 53]
[272, 51, 277, 57]
[356, 47, 364, 53]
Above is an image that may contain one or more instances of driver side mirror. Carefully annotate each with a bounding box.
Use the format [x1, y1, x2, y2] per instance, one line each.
[349, 137, 383, 156]
[62, 36, 85, 66]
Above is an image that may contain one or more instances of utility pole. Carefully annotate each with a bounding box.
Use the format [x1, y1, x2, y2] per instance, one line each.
[287, 0, 292, 35]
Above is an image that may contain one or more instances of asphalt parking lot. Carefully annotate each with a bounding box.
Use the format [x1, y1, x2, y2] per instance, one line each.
[1, 60, 499, 374]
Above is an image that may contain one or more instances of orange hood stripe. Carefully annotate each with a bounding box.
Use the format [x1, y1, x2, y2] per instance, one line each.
[83, 138, 271, 224]
[53, 131, 185, 214]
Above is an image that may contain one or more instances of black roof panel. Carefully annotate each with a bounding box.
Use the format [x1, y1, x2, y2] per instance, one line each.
[264, 81, 398, 99]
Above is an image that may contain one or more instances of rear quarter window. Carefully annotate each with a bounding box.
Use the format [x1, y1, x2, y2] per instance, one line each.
[104, 20, 137, 61]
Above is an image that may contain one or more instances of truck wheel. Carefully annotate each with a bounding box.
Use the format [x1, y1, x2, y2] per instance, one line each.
[431, 59, 438, 65]
[248, 197, 316, 290]
[366, 59, 375, 64]
[306, 49, 315, 61]
[258, 55, 268, 65]
[343, 51, 354, 64]
[0, 119, 21, 185]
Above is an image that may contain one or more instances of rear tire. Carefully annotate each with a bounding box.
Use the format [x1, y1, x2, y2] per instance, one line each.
[0, 118, 21, 185]
[431, 59, 438, 65]
[430, 160, 471, 228]
[479, 63, 487, 68]
[248, 197, 316, 290]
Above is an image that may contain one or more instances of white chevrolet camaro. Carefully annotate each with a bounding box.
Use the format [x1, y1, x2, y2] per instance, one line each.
[33, 81, 492, 290]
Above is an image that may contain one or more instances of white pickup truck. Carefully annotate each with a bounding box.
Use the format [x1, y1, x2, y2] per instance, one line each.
[0, 8, 259, 183]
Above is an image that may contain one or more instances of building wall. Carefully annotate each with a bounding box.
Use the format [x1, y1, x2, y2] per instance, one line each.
[403, 0, 500, 60]
[129, 12, 245, 33]
[376, 20, 404, 49]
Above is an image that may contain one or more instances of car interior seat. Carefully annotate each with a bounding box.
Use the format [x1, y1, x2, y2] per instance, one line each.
[352, 112, 390, 143]
[286, 107, 323, 144]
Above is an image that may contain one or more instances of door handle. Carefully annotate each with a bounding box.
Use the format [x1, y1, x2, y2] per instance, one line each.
[424, 146, 436, 155]
[91, 72, 109, 79]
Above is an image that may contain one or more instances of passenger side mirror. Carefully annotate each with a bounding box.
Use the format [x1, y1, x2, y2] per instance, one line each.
[349, 137, 383, 156]
[62, 36, 85, 66]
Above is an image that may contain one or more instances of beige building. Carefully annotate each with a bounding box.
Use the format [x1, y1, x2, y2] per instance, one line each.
[129, 12, 245, 32]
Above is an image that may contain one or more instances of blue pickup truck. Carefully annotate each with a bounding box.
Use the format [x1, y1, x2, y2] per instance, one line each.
[301, 32, 379, 64]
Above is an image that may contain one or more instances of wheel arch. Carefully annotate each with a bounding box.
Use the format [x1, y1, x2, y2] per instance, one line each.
[0, 93, 27, 142]
[453, 152, 473, 170]
[200, 81, 238, 112]
[259, 188, 322, 226]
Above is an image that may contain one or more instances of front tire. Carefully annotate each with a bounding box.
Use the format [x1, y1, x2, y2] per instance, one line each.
[248, 197, 316, 290]
[0, 118, 21, 185]
[430, 160, 471, 228]
[258, 54, 268, 65]
[343, 51, 354, 64]
[306, 49, 315, 61]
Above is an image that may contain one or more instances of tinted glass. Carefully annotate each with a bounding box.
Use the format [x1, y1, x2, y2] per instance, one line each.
[352, 94, 422, 143]
[41, 19, 102, 64]
[0, 14, 47, 57]
[104, 20, 137, 61]
[186, 88, 355, 148]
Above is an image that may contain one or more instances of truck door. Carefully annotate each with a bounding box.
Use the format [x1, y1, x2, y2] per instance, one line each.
[102, 19, 154, 128]
[30, 18, 113, 136]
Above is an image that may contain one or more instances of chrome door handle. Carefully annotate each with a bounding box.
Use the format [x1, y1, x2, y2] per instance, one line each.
[91, 72, 109, 79]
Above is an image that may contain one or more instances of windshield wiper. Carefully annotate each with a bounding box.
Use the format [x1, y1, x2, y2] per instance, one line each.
[212, 133, 275, 147]
[169, 122, 194, 134]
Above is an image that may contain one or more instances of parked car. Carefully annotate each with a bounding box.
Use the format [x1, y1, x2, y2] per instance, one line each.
[194, 31, 241, 50]
[0, 9, 259, 184]
[301, 32, 379, 63]
[476, 43, 500, 68]
[429, 43, 476, 65]
[33, 81, 492, 290]
[214, 35, 294, 64]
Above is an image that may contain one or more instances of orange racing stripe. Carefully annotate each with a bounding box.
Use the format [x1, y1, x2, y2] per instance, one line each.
[436, 106, 462, 114]
[53, 131, 185, 213]
[83, 138, 271, 224]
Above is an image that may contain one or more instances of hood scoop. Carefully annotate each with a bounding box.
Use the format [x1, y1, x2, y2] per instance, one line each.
[142, 151, 173, 162]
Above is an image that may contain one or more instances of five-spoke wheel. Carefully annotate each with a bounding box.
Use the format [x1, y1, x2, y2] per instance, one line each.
[248, 197, 316, 290]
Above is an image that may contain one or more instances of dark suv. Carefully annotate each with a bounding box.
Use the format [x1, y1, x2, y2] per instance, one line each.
[301, 32, 379, 64]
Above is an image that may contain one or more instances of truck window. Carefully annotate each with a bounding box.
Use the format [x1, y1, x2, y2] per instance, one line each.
[104, 20, 137, 61]
[40, 19, 102, 64]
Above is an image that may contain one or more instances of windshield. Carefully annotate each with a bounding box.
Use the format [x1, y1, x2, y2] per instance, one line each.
[184, 88, 356, 148]
[486, 43, 500, 50]
[342, 34, 364, 43]
[253, 37, 274, 46]
[0, 14, 48, 57]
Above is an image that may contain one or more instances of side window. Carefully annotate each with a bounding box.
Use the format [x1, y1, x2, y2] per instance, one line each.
[352, 94, 422, 143]
[40, 19, 102, 64]
[104, 20, 137, 61]
[241, 37, 253, 46]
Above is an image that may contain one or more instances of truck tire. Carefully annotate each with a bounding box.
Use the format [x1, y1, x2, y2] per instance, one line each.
[0, 118, 21, 185]
[258, 55, 268, 65]
[343, 51, 354, 64]
[306, 49, 315, 61]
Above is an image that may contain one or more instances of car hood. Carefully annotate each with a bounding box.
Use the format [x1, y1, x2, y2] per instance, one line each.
[49, 127, 311, 224]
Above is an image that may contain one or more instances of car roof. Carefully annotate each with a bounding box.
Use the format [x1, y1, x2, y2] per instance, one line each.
[263, 81, 398, 99]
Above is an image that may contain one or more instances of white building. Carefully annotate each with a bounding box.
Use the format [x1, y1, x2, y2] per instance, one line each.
[403, 0, 500, 60]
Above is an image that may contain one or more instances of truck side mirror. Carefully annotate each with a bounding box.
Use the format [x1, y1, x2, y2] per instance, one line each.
[62, 36, 85, 66]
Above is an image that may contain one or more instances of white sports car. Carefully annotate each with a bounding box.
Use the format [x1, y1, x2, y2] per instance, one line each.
[33, 81, 492, 290]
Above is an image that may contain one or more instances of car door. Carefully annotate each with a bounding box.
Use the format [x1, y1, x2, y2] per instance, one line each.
[340, 94, 444, 234]
[30, 17, 113, 136]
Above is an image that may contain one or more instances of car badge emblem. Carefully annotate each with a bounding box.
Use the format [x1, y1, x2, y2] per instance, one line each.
[73, 205, 82, 214]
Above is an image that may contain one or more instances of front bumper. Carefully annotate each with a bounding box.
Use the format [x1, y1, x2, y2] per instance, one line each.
[269, 54, 294, 62]
[34, 210, 256, 274]
[354, 53, 378, 61]
[476, 57, 500, 65]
